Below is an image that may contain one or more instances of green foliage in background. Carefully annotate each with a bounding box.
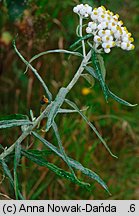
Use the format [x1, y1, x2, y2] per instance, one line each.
[0, 0, 139, 200]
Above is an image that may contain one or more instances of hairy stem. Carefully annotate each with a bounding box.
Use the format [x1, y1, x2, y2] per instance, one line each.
[79, 17, 86, 58]
[66, 50, 91, 91]
[0, 104, 51, 160]
[0, 47, 91, 160]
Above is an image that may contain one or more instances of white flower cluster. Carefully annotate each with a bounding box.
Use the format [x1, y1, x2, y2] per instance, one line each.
[73, 4, 92, 18]
[73, 5, 135, 53]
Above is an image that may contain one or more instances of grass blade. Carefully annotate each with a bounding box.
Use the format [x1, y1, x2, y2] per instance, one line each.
[0, 114, 29, 121]
[65, 99, 118, 159]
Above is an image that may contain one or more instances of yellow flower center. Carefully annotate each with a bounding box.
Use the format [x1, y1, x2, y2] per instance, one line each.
[97, 38, 101, 42]
[115, 14, 119, 18]
[101, 6, 106, 11]
[129, 38, 134, 42]
[102, 30, 105, 34]
[119, 20, 123, 25]
[131, 45, 135, 50]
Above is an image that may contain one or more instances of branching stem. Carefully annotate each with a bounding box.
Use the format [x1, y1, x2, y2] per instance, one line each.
[0, 47, 91, 160]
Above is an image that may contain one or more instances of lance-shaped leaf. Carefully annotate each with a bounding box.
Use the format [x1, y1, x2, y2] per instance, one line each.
[0, 159, 14, 188]
[84, 66, 98, 79]
[46, 87, 68, 132]
[0, 159, 24, 200]
[13, 40, 52, 102]
[0, 114, 32, 129]
[84, 67, 137, 107]
[52, 122, 86, 187]
[32, 131, 110, 194]
[58, 107, 88, 113]
[22, 149, 91, 190]
[65, 99, 117, 159]
[107, 86, 137, 107]
[25, 49, 83, 74]
[70, 34, 92, 49]
[81, 73, 95, 87]
[90, 52, 136, 107]
[14, 140, 22, 200]
[97, 54, 106, 81]
[92, 50, 108, 101]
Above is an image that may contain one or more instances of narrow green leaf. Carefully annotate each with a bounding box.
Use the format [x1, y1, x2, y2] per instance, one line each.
[70, 34, 93, 49]
[84, 67, 137, 107]
[22, 150, 91, 190]
[0, 159, 14, 187]
[25, 49, 83, 74]
[0, 159, 23, 199]
[84, 66, 98, 79]
[65, 99, 117, 159]
[92, 50, 108, 101]
[58, 107, 88, 114]
[0, 119, 32, 129]
[89, 57, 136, 107]
[97, 54, 106, 81]
[0, 144, 4, 150]
[107, 87, 137, 107]
[13, 40, 52, 102]
[52, 122, 86, 187]
[27, 149, 53, 156]
[81, 73, 95, 87]
[46, 87, 68, 131]
[14, 141, 22, 199]
[76, 24, 87, 37]
[32, 131, 110, 194]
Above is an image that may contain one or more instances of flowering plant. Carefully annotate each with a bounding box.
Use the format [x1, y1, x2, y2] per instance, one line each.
[74, 4, 134, 54]
[0, 3, 136, 199]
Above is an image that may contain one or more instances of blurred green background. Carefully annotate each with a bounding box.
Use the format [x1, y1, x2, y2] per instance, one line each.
[0, 0, 139, 199]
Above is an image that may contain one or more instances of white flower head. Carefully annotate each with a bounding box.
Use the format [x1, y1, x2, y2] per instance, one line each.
[88, 22, 97, 30]
[73, 4, 92, 18]
[73, 4, 135, 54]
[86, 27, 92, 34]
[94, 35, 102, 43]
